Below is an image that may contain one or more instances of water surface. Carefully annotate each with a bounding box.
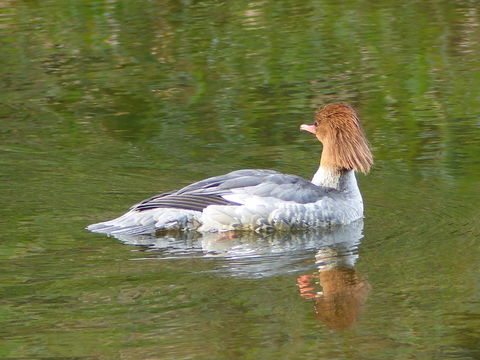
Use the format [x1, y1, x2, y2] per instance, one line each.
[1, 0, 480, 359]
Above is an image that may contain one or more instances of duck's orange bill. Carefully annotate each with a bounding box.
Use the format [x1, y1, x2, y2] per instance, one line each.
[300, 123, 316, 135]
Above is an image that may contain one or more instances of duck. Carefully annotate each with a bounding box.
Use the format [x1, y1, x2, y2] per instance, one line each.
[87, 103, 373, 235]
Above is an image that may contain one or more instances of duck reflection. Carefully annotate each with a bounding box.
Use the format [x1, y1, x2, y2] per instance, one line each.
[114, 220, 369, 329]
[297, 240, 370, 331]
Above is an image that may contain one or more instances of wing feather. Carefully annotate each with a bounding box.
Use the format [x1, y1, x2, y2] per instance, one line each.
[129, 169, 333, 212]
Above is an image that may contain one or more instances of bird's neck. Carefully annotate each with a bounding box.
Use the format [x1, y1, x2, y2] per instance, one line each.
[311, 166, 359, 193]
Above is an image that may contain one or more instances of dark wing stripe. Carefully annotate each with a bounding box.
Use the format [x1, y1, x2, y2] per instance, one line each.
[130, 191, 176, 210]
[134, 194, 239, 212]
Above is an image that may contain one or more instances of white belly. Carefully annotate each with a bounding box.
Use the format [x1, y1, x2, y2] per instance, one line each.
[199, 195, 363, 232]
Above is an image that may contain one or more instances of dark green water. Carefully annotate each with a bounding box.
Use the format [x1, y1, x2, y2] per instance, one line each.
[1, 0, 480, 359]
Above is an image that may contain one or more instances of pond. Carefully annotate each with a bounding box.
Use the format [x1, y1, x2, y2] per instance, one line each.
[1, 0, 479, 359]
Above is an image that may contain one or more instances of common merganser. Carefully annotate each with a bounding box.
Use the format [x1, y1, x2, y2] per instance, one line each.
[87, 103, 373, 235]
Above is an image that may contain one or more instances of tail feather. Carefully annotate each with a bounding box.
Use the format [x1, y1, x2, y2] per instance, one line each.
[86, 208, 201, 235]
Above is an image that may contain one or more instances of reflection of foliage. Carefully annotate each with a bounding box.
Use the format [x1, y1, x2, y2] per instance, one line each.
[1, 0, 479, 179]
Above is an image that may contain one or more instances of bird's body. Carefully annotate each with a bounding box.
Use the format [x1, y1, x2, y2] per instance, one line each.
[87, 103, 373, 235]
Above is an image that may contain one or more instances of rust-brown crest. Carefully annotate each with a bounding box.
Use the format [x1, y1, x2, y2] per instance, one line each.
[315, 103, 373, 174]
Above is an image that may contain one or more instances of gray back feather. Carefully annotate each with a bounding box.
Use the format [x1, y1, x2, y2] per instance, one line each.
[132, 169, 334, 212]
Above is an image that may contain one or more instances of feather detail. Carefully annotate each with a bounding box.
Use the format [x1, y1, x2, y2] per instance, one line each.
[132, 194, 239, 212]
[314, 103, 373, 174]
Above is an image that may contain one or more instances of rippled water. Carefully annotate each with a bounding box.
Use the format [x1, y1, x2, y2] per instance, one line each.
[1, 0, 480, 359]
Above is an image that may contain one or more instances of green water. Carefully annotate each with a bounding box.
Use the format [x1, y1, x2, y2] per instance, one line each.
[1, 0, 480, 359]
